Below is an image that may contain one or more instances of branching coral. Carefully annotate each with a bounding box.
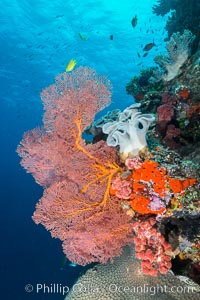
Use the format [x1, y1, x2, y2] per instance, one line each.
[154, 30, 196, 81]
[102, 103, 155, 161]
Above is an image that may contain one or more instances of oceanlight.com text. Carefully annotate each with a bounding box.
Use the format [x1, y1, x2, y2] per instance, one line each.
[24, 282, 196, 296]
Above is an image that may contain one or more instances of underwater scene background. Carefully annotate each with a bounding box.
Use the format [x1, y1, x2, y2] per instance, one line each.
[1, 0, 200, 299]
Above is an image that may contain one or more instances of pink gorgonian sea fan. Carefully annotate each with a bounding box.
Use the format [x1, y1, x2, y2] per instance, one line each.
[17, 67, 133, 265]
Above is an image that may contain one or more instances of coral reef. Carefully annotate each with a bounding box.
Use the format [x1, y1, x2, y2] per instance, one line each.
[126, 49, 200, 150]
[111, 158, 196, 216]
[109, 154, 197, 277]
[124, 35, 200, 281]
[152, 0, 200, 50]
[18, 58, 199, 285]
[126, 67, 163, 101]
[152, 0, 174, 16]
[160, 212, 200, 282]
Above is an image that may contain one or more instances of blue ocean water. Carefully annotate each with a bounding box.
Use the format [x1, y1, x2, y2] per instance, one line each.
[0, 1, 168, 299]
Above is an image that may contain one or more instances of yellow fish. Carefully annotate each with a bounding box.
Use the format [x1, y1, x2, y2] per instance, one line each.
[65, 59, 76, 72]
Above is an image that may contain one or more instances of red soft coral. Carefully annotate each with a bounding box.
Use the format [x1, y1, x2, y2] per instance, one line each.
[132, 218, 172, 276]
[110, 176, 132, 199]
[33, 180, 133, 265]
[18, 67, 133, 265]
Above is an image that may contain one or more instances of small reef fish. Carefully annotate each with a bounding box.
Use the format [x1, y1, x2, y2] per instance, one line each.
[137, 52, 141, 58]
[143, 42, 156, 51]
[69, 262, 77, 267]
[65, 59, 76, 72]
[143, 52, 148, 57]
[131, 15, 138, 28]
[56, 14, 64, 18]
[110, 34, 114, 40]
[78, 32, 87, 41]
[60, 257, 77, 270]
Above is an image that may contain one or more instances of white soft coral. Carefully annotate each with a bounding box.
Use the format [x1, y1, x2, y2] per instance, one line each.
[154, 30, 196, 81]
[102, 103, 155, 161]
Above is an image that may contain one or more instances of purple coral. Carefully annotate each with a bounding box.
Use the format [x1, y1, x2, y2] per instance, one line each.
[149, 192, 166, 212]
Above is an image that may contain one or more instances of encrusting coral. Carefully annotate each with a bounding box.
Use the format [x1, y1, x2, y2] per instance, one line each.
[110, 159, 196, 217]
